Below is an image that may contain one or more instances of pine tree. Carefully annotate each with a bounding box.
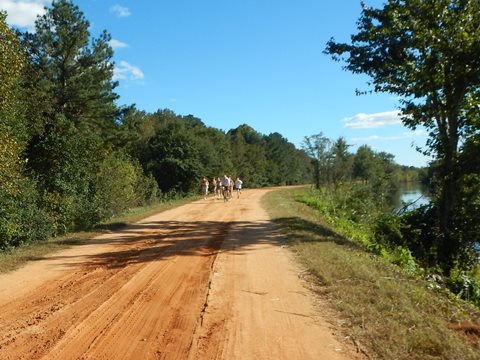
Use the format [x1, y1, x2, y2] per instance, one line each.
[27, 0, 119, 133]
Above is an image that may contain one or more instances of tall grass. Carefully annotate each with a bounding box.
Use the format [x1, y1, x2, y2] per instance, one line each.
[263, 186, 480, 360]
[296, 184, 422, 274]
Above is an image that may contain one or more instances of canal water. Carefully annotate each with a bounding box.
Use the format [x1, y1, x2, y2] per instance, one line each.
[396, 183, 430, 212]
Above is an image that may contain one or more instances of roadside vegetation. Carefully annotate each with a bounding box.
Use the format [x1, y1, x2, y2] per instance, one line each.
[322, 0, 480, 308]
[0, 195, 197, 274]
[263, 187, 480, 360]
[300, 129, 480, 308]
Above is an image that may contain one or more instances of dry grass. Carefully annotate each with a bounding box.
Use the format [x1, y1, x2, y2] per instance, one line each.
[263, 186, 480, 360]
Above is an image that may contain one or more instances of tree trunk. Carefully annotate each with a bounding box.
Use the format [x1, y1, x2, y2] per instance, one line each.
[437, 135, 460, 272]
[314, 160, 320, 189]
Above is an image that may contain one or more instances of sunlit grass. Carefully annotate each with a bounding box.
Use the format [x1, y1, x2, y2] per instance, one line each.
[263, 186, 480, 360]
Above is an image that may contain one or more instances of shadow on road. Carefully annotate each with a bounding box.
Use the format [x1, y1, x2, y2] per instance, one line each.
[32, 213, 361, 271]
[42, 220, 286, 269]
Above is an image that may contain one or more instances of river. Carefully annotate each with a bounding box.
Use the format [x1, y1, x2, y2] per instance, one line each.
[395, 183, 430, 212]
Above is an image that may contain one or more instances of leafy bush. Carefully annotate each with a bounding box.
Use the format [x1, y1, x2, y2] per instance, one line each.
[447, 268, 480, 307]
[133, 165, 160, 206]
[94, 153, 139, 220]
[0, 179, 53, 249]
[374, 213, 404, 246]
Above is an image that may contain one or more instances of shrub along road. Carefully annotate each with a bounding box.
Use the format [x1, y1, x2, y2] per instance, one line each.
[0, 188, 358, 359]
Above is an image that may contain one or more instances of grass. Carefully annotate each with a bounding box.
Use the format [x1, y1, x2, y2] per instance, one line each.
[0, 196, 197, 274]
[262, 186, 480, 360]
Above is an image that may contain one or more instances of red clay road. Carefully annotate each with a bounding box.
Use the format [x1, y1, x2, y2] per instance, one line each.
[0, 188, 358, 359]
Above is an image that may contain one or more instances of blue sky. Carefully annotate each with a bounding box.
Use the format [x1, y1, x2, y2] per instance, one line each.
[1, 0, 431, 167]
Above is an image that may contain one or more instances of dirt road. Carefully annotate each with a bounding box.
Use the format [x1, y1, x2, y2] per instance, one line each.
[0, 188, 354, 359]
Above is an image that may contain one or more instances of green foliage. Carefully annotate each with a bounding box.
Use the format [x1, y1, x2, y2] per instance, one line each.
[331, 137, 353, 184]
[325, 0, 480, 272]
[30, 0, 118, 131]
[295, 186, 375, 248]
[375, 205, 440, 269]
[94, 153, 160, 220]
[143, 121, 202, 193]
[301, 134, 405, 198]
[0, 130, 23, 196]
[193, 125, 234, 178]
[366, 199, 480, 306]
[134, 171, 161, 206]
[374, 213, 404, 246]
[301, 132, 332, 188]
[353, 145, 378, 182]
[26, 115, 100, 233]
[448, 268, 480, 308]
[228, 125, 269, 187]
[120, 108, 310, 194]
[453, 172, 480, 265]
[94, 154, 140, 220]
[0, 12, 27, 195]
[0, 13, 54, 249]
[297, 184, 427, 279]
[384, 246, 421, 276]
[0, 179, 53, 249]
[0, 11, 24, 108]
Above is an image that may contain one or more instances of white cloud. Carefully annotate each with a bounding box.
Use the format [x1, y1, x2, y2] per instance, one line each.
[0, 0, 50, 30]
[343, 110, 403, 129]
[351, 129, 427, 143]
[113, 61, 144, 81]
[109, 39, 129, 49]
[110, 4, 130, 17]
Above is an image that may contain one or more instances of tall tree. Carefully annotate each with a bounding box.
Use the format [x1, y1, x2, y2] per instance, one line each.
[20, 0, 120, 232]
[325, 0, 480, 270]
[302, 133, 333, 189]
[264, 132, 310, 185]
[144, 121, 201, 193]
[26, 0, 118, 133]
[0, 13, 55, 247]
[0, 12, 23, 110]
[228, 125, 268, 186]
[353, 145, 379, 183]
[194, 126, 233, 178]
[331, 137, 353, 185]
[0, 11, 26, 193]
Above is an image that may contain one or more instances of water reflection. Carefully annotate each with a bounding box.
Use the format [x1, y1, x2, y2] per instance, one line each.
[394, 182, 430, 213]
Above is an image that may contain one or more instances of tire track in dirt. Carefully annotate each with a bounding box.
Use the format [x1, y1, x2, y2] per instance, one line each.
[0, 201, 232, 359]
[189, 192, 356, 360]
[0, 189, 357, 359]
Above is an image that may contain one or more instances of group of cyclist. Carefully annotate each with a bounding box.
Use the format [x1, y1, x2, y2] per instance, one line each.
[200, 175, 243, 201]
